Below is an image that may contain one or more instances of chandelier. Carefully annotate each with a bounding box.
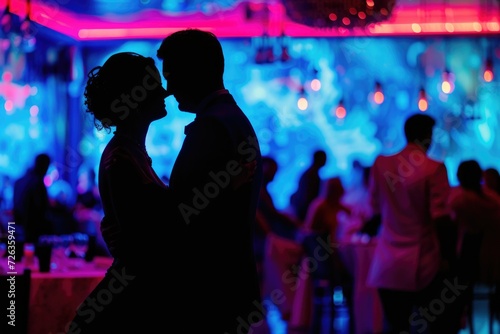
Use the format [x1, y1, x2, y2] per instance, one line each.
[282, 0, 396, 29]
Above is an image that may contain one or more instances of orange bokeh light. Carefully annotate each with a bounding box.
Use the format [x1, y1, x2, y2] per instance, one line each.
[483, 70, 494, 82]
[335, 106, 346, 118]
[374, 91, 384, 104]
[298, 97, 308, 110]
[441, 81, 452, 94]
[418, 99, 428, 112]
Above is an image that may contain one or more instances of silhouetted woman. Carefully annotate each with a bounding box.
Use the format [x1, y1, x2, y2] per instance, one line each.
[68, 52, 177, 333]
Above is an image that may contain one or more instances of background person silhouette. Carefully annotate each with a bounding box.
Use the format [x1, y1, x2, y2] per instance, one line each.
[157, 28, 264, 334]
[255, 156, 302, 323]
[483, 167, 500, 196]
[366, 113, 455, 334]
[13, 153, 52, 260]
[448, 160, 500, 330]
[290, 149, 327, 223]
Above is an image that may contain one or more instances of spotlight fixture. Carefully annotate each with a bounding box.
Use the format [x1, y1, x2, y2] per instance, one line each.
[483, 58, 494, 82]
[373, 81, 384, 104]
[334, 99, 346, 118]
[297, 86, 308, 111]
[418, 87, 428, 112]
[441, 69, 454, 94]
[254, 32, 274, 64]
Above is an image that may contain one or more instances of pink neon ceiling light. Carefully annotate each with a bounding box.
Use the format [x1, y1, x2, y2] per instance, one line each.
[4, 0, 500, 41]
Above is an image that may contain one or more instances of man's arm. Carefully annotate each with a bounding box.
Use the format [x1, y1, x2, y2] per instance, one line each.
[430, 163, 456, 270]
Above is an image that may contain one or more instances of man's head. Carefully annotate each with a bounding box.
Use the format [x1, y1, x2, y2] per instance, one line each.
[33, 153, 51, 177]
[457, 160, 483, 192]
[484, 168, 500, 194]
[157, 29, 225, 112]
[323, 177, 344, 201]
[262, 156, 278, 184]
[404, 113, 436, 152]
[312, 150, 327, 168]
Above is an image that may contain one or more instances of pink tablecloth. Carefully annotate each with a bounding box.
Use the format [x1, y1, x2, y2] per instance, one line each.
[29, 265, 107, 334]
[263, 234, 304, 319]
[0, 257, 110, 334]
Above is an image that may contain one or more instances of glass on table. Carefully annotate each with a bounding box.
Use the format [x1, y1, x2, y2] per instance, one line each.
[36, 235, 54, 272]
[51, 234, 74, 272]
[69, 233, 89, 268]
[0, 234, 6, 258]
[23, 243, 36, 269]
[71, 233, 89, 259]
[50, 235, 67, 272]
[0, 234, 6, 274]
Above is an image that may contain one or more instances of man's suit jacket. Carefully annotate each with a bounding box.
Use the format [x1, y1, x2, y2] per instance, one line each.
[169, 90, 263, 332]
[367, 143, 450, 291]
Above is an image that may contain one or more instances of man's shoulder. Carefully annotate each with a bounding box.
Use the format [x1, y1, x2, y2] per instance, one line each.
[426, 156, 445, 167]
[373, 153, 394, 165]
[372, 147, 441, 169]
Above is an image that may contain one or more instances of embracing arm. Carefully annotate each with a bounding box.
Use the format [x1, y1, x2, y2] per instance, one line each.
[100, 149, 167, 265]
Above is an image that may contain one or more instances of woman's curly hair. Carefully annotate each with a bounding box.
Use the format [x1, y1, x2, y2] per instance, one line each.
[83, 52, 164, 131]
[84, 66, 111, 131]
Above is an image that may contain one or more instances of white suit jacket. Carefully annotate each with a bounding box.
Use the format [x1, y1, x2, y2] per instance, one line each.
[367, 143, 450, 291]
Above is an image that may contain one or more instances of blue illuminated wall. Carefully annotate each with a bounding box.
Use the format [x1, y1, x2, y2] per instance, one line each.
[2, 35, 499, 210]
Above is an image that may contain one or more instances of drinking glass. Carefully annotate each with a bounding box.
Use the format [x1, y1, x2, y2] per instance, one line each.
[60, 234, 73, 257]
[72, 233, 89, 259]
[0, 237, 6, 274]
[50, 236, 66, 272]
[57, 234, 74, 270]
[0, 240, 7, 261]
[36, 235, 53, 273]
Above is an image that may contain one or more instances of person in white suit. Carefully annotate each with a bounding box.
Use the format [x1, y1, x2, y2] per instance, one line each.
[367, 113, 458, 334]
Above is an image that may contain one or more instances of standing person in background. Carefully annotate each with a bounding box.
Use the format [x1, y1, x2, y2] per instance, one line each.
[340, 161, 376, 239]
[367, 113, 455, 334]
[75, 168, 101, 213]
[256, 156, 302, 323]
[304, 177, 351, 261]
[0, 174, 14, 212]
[74, 168, 109, 257]
[13, 153, 52, 256]
[483, 167, 500, 195]
[257, 156, 302, 242]
[157, 28, 263, 334]
[290, 149, 327, 223]
[448, 160, 500, 330]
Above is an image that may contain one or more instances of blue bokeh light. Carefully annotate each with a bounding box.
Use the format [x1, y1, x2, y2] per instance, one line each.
[1, 36, 499, 210]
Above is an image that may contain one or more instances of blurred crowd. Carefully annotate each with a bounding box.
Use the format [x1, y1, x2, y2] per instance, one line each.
[3, 139, 500, 332]
[254, 144, 500, 332]
[0, 154, 110, 258]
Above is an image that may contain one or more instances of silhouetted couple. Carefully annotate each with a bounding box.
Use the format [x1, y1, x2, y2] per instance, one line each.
[68, 29, 263, 334]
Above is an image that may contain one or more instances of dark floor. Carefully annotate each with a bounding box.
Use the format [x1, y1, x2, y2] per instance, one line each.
[255, 285, 500, 334]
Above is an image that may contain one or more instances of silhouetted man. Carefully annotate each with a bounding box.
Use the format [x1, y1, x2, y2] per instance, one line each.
[157, 29, 263, 334]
